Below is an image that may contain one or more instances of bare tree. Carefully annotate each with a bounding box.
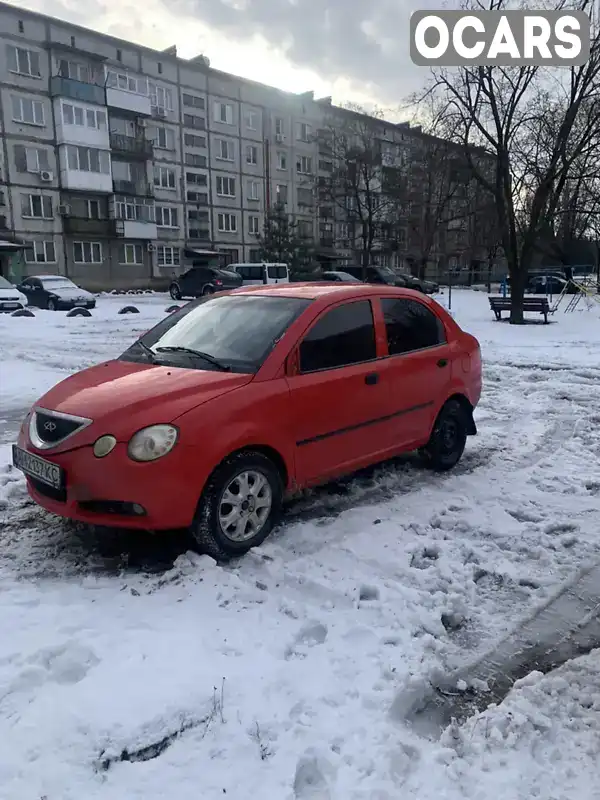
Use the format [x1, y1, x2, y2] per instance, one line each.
[418, 0, 600, 323]
[317, 104, 407, 277]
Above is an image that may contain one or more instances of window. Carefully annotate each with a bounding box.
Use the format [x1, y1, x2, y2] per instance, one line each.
[116, 49, 122, 62]
[216, 176, 235, 197]
[148, 82, 173, 111]
[298, 220, 313, 238]
[245, 111, 258, 129]
[187, 190, 208, 203]
[58, 59, 91, 82]
[381, 298, 446, 355]
[73, 241, 102, 263]
[183, 113, 205, 130]
[184, 133, 206, 148]
[151, 126, 175, 150]
[186, 172, 208, 186]
[184, 153, 207, 167]
[11, 94, 44, 125]
[319, 160, 333, 171]
[275, 184, 288, 204]
[61, 102, 106, 129]
[119, 243, 143, 264]
[188, 228, 210, 240]
[246, 144, 258, 165]
[66, 145, 110, 173]
[114, 196, 155, 222]
[247, 180, 260, 201]
[155, 206, 179, 227]
[7, 45, 41, 77]
[157, 62, 163, 74]
[18, 20, 24, 33]
[297, 122, 311, 142]
[275, 117, 284, 136]
[24, 240, 56, 263]
[300, 301, 377, 373]
[277, 152, 287, 170]
[21, 193, 52, 218]
[105, 69, 145, 94]
[182, 93, 205, 109]
[157, 245, 180, 267]
[217, 213, 237, 233]
[87, 199, 101, 219]
[248, 215, 260, 235]
[187, 209, 209, 223]
[214, 101, 233, 125]
[153, 165, 176, 189]
[216, 139, 234, 160]
[14, 144, 50, 173]
[297, 187, 313, 207]
[296, 155, 313, 174]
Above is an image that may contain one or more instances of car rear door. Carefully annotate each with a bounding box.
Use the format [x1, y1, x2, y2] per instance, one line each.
[378, 296, 452, 449]
[285, 298, 396, 485]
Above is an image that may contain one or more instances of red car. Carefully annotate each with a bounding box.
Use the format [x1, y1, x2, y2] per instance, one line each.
[13, 284, 481, 559]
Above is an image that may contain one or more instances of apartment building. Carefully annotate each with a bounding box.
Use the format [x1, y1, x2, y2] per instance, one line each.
[0, 2, 497, 288]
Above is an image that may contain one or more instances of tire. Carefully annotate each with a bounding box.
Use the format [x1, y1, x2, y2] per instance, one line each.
[191, 451, 283, 560]
[419, 399, 468, 472]
[169, 283, 181, 300]
[202, 284, 215, 296]
[47, 298, 57, 311]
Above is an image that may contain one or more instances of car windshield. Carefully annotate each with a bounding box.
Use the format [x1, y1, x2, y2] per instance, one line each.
[377, 267, 397, 280]
[0, 276, 16, 290]
[123, 294, 312, 373]
[41, 278, 78, 290]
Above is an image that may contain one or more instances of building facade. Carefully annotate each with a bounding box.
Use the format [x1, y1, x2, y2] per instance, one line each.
[0, 2, 500, 289]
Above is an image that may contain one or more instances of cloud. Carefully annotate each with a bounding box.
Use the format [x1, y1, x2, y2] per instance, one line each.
[8, 0, 449, 106]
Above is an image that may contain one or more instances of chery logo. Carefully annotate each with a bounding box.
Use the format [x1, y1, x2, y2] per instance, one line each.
[44, 421, 57, 432]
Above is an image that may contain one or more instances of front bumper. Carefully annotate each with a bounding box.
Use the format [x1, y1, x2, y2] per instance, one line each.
[16, 431, 204, 530]
[0, 301, 24, 313]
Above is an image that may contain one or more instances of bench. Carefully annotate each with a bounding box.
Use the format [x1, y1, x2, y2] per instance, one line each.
[489, 296, 550, 323]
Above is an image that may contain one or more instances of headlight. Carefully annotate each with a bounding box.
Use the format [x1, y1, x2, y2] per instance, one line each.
[127, 424, 178, 462]
[93, 435, 117, 458]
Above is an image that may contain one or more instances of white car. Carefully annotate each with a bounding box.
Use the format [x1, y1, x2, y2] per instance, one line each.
[0, 276, 27, 312]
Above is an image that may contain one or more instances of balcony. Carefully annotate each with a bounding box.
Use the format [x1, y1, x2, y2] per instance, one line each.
[50, 76, 105, 106]
[110, 133, 153, 160]
[320, 236, 334, 248]
[114, 219, 158, 240]
[113, 179, 154, 197]
[106, 87, 152, 116]
[62, 217, 117, 236]
[188, 229, 211, 240]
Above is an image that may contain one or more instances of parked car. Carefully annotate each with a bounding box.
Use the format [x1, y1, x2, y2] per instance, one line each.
[229, 263, 290, 285]
[169, 267, 243, 299]
[321, 270, 363, 282]
[16, 275, 96, 310]
[13, 283, 481, 560]
[0, 275, 27, 312]
[343, 265, 439, 294]
[526, 275, 579, 295]
[400, 274, 440, 295]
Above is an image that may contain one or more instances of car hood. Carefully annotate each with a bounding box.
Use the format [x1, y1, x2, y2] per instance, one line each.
[0, 288, 26, 302]
[47, 286, 94, 299]
[31, 359, 253, 450]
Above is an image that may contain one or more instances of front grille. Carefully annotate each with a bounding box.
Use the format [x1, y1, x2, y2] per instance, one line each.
[35, 411, 84, 445]
[29, 476, 67, 503]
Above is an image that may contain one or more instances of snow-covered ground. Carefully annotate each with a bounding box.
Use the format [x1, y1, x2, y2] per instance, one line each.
[1, 289, 599, 799]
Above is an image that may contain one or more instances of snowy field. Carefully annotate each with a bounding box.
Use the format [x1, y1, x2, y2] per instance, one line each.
[0, 289, 599, 800]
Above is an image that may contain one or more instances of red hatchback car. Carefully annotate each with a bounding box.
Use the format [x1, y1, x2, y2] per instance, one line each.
[14, 284, 481, 558]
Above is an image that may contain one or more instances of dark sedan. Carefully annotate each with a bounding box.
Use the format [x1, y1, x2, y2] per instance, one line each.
[169, 266, 243, 300]
[17, 275, 96, 310]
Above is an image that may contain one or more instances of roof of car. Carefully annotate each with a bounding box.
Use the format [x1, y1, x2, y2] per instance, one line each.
[31, 274, 65, 279]
[229, 282, 426, 301]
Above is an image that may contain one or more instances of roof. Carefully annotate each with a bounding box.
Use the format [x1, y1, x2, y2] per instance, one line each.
[229, 282, 427, 301]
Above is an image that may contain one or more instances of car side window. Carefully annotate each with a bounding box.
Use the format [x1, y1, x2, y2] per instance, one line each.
[381, 298, 446, 355]
[299, 300, 377, 373]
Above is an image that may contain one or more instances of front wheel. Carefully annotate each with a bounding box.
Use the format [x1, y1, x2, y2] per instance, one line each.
[419, 399, 468, 472]
[191, 451, 283, 560]
[169, 283, 181, 300]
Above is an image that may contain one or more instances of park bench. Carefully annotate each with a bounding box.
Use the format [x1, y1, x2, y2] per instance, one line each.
[489, 296, 550, 324]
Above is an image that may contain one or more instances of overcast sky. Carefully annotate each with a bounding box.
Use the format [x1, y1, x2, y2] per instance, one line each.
[10, 0, 447, 111]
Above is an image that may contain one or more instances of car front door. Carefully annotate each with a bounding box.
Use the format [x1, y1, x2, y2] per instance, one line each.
[22, 278, 44, 307]
[285, 299, 395, 485]
[378, 296, 452, 449]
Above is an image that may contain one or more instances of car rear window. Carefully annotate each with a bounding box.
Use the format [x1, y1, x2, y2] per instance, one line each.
[125, 294, 312, 373]
[268, 266, 288, 279]
[381, 298, 446, 354]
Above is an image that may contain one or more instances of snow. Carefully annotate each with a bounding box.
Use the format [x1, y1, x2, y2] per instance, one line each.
[1, 289, 599, 799]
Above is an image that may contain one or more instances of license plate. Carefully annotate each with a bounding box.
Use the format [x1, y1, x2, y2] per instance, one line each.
[1, 303, 18, 309]
[12, 445, 65, 489]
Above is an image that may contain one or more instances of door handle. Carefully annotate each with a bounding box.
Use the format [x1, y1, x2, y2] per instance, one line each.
[437, 358, 448, 368]
[365, 372, 379, 385]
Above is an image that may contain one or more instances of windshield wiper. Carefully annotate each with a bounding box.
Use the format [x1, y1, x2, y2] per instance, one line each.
[155, 346, 230, 371]
[135, 340, 156, 362]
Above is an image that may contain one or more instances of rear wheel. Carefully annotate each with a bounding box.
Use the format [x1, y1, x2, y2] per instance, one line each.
[191, 451, 283, 560]
[202, 284, 215, 296]
[47, 297, 57, 311]
[419, 399, 468, 471]
[169, 283, 181, 300]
